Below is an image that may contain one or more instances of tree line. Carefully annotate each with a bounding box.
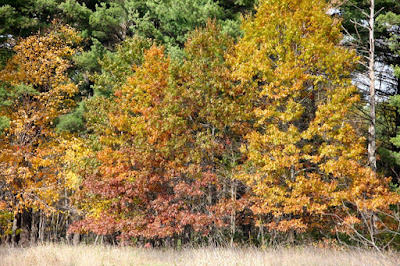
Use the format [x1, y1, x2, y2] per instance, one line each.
[0, 0, 400, 250]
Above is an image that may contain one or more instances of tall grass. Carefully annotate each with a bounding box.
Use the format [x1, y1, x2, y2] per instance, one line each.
[0, 244, 398, 266]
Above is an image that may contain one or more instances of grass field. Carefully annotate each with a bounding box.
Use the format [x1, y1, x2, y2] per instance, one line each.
[0, 244, 399, 266]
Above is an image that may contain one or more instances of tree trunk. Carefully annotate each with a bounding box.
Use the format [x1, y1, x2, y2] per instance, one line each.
[368, 0, 377, 172]
[230, 179, 236, 247]
[260, 220, 264, 246]
[19, 209, 31, 247]
[30, 211, 38, 244]
[11, 213, 19, 247]
[38, 211, 45, 243]
[73, 233, 80, 245]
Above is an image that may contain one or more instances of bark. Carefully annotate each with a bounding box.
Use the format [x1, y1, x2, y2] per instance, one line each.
[230, 179, 236, 247]
[368, 0, 377, 171]
[38, 211, 45, 242]
[72, 233, 80, 245]
[19, 210, 31, 247]
[11, 213, 19, 247]
[30, 211, 38, 244]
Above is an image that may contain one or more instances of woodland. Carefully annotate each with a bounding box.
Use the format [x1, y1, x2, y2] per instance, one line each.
[0, 0, 400, 251]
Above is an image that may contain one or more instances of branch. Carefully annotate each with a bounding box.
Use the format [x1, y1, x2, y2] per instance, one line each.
[345, 0, 370, 18]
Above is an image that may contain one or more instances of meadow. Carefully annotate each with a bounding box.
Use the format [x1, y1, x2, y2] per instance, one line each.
[0, 244, 399, 266]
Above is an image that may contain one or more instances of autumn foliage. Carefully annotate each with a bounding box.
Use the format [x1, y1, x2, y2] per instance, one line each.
[0, 23, 82, 210]
[0, 22, 82, 245]
[229, 0, 400, 235]
[0, 0, 399, 248]
[70, 23, 253, 241]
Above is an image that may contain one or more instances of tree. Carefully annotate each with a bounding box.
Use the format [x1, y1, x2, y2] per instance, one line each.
[0, 22, 82, 246]
[376, 11, 400, 176]
[340, 0, 400, 175]
[229, 0, 399, 243]
[342, 0, 377, 171]
[0, 0, 58, 37]
[368, 0, 377, 171]
[0, 0, 255, 125]
[70, 22, 253, 245]
[56, 0, 255, 131]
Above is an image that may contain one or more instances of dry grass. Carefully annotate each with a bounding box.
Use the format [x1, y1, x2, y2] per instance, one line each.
[0, 244, 399, 266]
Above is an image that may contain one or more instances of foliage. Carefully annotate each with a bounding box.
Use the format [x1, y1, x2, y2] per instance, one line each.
[56, 101, 86, 133]
[70, 22, 252, 242]
[373, 8, 400, 177]
[0, 0, 399, 250]
[91, 35, 154, 97]
[0, 0, 58, 37]
[229, 0, 399, 237]
[340, 0, 400, 177]
[0, 22, 82, 223]
[341, 0, 400, 68]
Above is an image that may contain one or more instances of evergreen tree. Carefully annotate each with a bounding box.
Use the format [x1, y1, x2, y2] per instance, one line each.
[341, 0, 400, 177]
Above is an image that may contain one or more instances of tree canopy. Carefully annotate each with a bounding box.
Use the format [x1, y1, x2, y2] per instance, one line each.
[0, 0, 399, 249]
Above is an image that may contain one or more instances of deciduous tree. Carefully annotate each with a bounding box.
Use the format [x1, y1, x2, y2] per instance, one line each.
[71, 22, 253, 244]
[0, 22, 82, 246]
[229, 0, 399, 242]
